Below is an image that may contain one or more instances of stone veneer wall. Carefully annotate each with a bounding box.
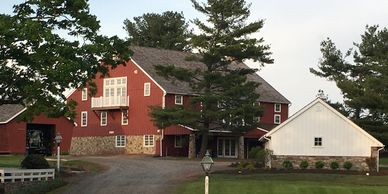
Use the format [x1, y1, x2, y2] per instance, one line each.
[270, 155, 375, 171]
[70, 135, 160, 156]
[125, 135, 160, 155]
[70, 136, 125, 155]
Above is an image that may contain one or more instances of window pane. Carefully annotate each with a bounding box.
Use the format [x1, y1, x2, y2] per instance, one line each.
[230, 139, 236, 156]
[217, 139, 223, 156]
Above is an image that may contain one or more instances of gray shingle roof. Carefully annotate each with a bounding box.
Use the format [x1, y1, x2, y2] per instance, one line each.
[131, 46, 290, 104]
[0, 104, 25, 123]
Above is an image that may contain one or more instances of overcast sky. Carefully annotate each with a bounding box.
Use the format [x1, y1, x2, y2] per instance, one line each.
[2, 0, 388, 114]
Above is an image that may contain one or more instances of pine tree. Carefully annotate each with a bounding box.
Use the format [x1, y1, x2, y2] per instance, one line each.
[150, 0, 273, 157]
[311, 25, 388, 143]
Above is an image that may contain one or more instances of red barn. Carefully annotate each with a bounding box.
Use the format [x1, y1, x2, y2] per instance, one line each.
[0, 104, 74, 155]
[68, 46, 290, 158]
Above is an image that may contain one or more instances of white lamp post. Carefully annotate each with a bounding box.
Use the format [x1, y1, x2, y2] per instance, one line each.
[54, 133, 63, 173]
[201, 150, 214, 194]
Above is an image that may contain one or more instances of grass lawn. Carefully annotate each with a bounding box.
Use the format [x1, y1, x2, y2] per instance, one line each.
[175, 173, 388, 194]
[0, 154, 24, 167]
[379, 157, 388, 165]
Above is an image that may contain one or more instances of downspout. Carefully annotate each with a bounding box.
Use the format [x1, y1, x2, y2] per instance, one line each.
[160, 91, 166, 157]
[377, 147, 384, 173]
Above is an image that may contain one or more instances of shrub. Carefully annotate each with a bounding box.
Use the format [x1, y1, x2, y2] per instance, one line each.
[245, 163, 256, 170]
[21, 154, 50, 169]
[282, 160, 293, 169]
[330, 161, 339, 170]
[343, 161, 353, 170]
[315, 161, 325, 169]
[248, 147, 267, 166]
[299, 160, 309, 169]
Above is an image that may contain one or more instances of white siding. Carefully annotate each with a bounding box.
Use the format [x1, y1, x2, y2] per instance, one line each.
[266, 102, 378, 157]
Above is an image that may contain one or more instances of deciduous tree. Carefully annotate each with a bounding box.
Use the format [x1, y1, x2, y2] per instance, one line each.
[0, 0, 131, 120]
[123, 11, 191, 51]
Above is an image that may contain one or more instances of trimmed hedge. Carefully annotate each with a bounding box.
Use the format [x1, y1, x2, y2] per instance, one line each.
[21, 154, 50, 169]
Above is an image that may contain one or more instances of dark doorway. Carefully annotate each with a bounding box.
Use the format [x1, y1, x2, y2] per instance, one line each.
[26, 124, 55, 155]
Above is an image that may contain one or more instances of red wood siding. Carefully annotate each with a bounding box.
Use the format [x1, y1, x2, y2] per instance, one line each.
[259, 102, 289, 130]
[69, 60, 164, 137]
[0, 115, 74, 154]
[162, 135, 188, 157]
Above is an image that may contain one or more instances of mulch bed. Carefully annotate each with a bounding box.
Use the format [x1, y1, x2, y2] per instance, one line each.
[214, 168, 388, 176]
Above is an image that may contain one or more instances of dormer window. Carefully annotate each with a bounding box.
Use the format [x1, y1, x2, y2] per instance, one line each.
[175, 95, 183, 105]
[274, 104, 281, 112]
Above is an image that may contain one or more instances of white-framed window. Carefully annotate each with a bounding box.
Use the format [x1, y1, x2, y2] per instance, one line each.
[175, 135, 184, 148]
[274, 103, 281, 113]
[100, 111, 107, 126]
[81, 111, 87, 127]
[115, 135, 126, 147]
[144, 82, 151, 96]
[175, 95, 183, 105]
[103, 77, 127, 98]
[81, 88, 87, 101]
[274, 114, 281, 124]
[121, 110, 128, 125]
[144, 135, 154, 147]
[314, 137, 323, 146]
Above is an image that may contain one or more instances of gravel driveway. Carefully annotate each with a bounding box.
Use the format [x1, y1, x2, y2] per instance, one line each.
[62, 155, 230, 194]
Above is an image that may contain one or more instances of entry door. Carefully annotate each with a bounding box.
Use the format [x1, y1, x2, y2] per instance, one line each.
[217, 138, 237, 158]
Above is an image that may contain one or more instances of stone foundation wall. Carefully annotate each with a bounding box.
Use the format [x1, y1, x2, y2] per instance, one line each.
[125, 135, 159, 155]
[70, 135, 160, 156]
[270, 155, 375, 171]
[70, 136, 125, 155]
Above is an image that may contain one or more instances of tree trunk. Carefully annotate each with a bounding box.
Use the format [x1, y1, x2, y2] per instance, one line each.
[199, 130, 209, 158]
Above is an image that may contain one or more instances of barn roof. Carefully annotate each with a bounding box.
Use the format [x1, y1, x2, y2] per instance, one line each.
[0, 104, 26, 124]
[131, 46, 290, 104]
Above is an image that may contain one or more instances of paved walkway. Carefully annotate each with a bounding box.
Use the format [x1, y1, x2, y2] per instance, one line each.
[62, 155, 230, 194]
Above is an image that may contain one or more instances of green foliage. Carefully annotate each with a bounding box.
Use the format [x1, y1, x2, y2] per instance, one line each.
[150, 0, 272, 157]
[20, 154, 50, 169]
[330, 161, 339, 170]
[343, 161, 353, 170]
[0, 0, 131, 120]
[123, 11, 191, 51]
[238, 161, 257, 170]
[311, 25, 388, 133]
[299, 160, 309, 169]
[248, 147, 267, 166]
[315, 161, 325, 169]
[282, 160, 293, 169]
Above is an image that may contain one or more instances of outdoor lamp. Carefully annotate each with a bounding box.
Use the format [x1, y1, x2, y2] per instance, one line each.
[54, 133, 63, 172]
[201, 150, 214, 175]
[55, 133, 63, 145]
[201, 150, 214, 194]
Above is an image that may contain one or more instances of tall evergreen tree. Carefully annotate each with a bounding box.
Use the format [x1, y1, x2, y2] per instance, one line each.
[0, 0, 131, 120]
[310, 25, 388, 133]
[150, 0, 273, 157]
[123, 11, 191, 51]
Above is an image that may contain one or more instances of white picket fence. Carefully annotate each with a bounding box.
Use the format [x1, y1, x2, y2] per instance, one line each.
[0, 168, 55, 183]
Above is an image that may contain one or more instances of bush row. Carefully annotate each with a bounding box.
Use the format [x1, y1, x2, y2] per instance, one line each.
[282, 160, 353, 170]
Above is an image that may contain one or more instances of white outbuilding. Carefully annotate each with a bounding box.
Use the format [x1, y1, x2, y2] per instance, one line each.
[260, 98, 384, 171]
